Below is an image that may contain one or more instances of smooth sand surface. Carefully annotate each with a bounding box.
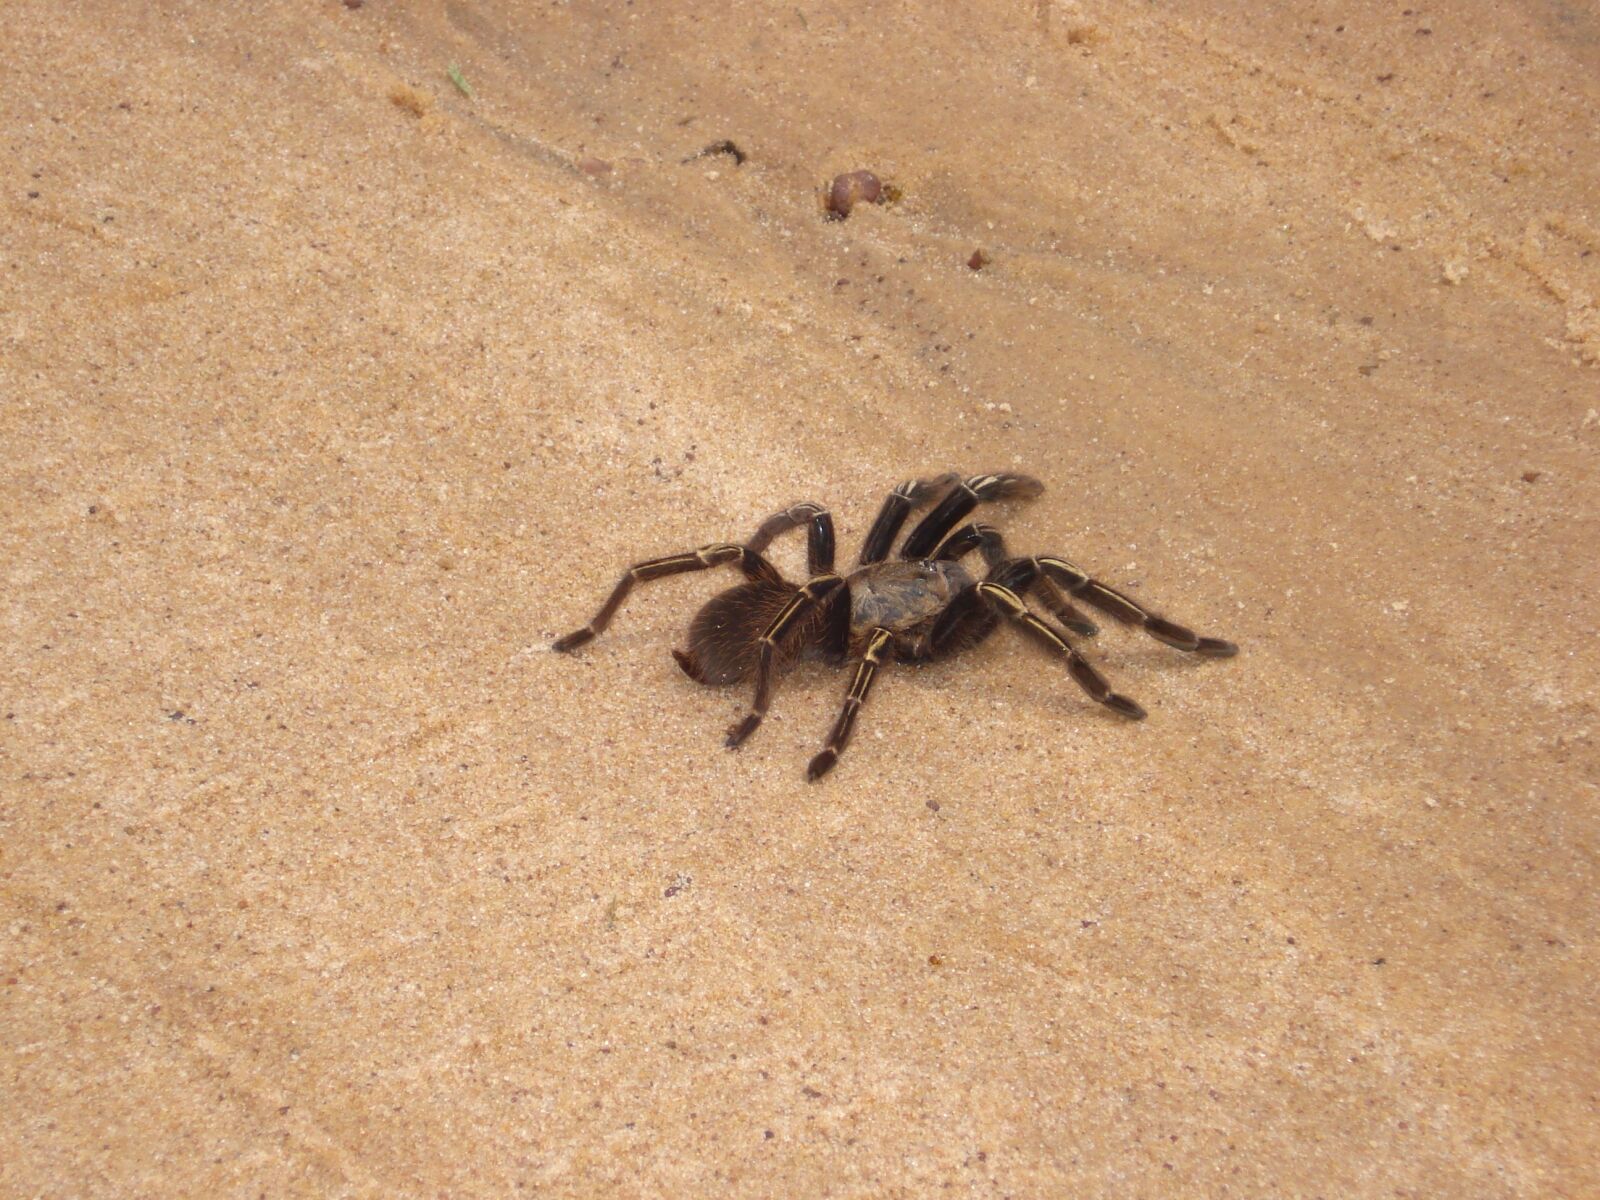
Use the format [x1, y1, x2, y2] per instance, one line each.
[4, 2, 1597, 1195]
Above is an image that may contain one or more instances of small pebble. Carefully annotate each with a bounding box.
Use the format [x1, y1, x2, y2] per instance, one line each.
[686, 139, 746, 165]
[825, 170, 883, 220]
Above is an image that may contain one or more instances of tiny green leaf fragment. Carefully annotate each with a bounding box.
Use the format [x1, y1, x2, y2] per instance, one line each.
[447, 65, 474, 99]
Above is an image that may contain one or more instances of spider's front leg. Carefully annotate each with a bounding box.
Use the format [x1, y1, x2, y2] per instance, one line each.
[858, 474, 959, 565]
[552, 543, 782, 653]
[725, 574, 845, 748]
[935, 524, 1100, 637]
[1035, 557, 1237, 656]
[899, 473, 1043, 560]
[976, 576, 1148, 720]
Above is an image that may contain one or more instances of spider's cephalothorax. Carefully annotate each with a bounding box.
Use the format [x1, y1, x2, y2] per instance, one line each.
[553, 473, 1237, 780]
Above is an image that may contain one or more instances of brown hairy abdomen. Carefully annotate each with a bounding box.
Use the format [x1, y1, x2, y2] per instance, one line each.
[676, 582, 813, 686]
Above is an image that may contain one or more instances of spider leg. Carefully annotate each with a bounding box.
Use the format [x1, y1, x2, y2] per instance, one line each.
[746, 503, 836, 574]
[1036, 557, 1237, 656]
[900, 473, 1044, 561]
[806, 627, 893, 781]
[552, 543, 783, 653]
[725, 574, 846, 748]
[858, 473, 960, 565]
[976, 581, 1147, 720]
[932, 521, 1006, 565]
[935, 527, 1099, 637]
[1033, 575, 1102, 639]
[923, 553, 1046, 657]
[925, 581, 994, 657]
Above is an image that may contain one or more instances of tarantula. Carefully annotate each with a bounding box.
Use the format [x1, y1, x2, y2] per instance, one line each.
[552, 473, 1237, 780]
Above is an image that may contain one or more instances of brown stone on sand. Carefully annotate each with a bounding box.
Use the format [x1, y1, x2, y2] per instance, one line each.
[826, 170, 883, 220]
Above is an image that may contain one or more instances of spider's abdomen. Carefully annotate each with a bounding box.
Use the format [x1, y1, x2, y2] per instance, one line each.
[848, 560, 973, 637]
[676, 581, 811, 686]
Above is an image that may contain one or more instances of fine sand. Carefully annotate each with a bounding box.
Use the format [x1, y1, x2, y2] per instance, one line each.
[3, 2, 1597, 1195]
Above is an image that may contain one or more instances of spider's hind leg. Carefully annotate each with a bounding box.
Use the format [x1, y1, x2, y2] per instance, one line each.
[725, 574, 846, 748]
[552, 543, 782, 653]
[673, 578, 801, 686]
[747, 502, 836, 574]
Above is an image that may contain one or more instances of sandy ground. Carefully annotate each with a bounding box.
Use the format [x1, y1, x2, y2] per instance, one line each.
[3, 1, 1598, 1196]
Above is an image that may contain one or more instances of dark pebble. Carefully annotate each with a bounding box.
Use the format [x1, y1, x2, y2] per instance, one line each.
[825, 170, 883, 220]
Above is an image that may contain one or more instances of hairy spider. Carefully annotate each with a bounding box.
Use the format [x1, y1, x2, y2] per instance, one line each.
[552, 473, 1237, 780]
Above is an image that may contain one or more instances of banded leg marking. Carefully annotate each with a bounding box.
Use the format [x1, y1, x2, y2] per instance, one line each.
[933, 522, 1006, 566]
[747, 503, 837, 574]
[725, 574, 845, 747]
[807, 627, 893, 781]
[1037, 557, 1237, 656]
[936, 529, 1097, 638]
[976, 582, 1146, 720]
[1032, 574, 1101, 639]
[924, 550, 1042, 657]
[900, 473, 1043, 561]
[552, 543, 778, 653]
[858, 474, 960, 565]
